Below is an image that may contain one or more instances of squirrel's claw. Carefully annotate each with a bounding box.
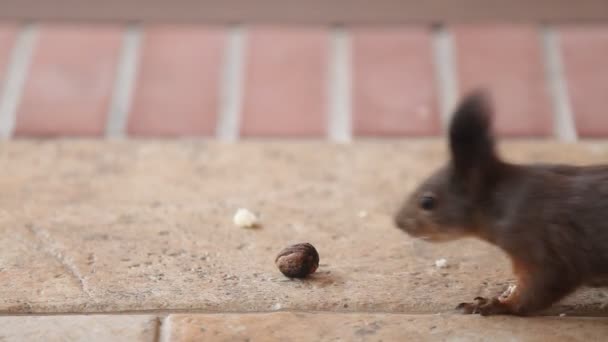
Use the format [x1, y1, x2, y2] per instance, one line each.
[456, 297, 509, 316]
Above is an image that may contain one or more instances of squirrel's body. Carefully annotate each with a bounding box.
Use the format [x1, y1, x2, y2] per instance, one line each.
[395, 92, 608, 316]
[491, 163, 608, 281]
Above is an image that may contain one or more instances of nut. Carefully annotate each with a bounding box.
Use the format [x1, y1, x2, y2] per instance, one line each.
[275, 243, 319, 278]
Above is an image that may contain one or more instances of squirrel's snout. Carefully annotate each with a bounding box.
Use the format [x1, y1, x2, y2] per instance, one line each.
[394, 215, 405, 230]
[394, 212, 413, 232]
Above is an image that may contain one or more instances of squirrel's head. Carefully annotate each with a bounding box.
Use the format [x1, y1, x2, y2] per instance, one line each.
[395, 90, 502, 242]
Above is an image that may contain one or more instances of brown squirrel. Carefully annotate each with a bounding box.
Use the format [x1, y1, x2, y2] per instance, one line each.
[394, 90, 608, 316]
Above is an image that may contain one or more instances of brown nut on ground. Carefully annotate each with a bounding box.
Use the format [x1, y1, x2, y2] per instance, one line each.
[275, 243, 320, 278]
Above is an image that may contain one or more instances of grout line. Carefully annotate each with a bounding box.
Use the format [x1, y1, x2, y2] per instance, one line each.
[152, 316, 161, 342]
[327, 26, 352, 143]
[157, 315, 170, 342]
[216, 25, 246, 142]
[432, 25, 459, 131]
[0, 23, 38, 139]
[106, 24, 142, 139]
[541, 26, 578, 142]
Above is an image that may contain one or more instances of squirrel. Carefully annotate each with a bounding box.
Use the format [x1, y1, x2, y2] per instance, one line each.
[394, 90, 608, 316]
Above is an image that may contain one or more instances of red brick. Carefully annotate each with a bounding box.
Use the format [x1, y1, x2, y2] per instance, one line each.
[454, 25, 552, 137]
[352, 27, 439, 136]
[128, 26, 224, 137]
[15, 24, 122, 137]
[241, 27, 327, 137]
[560, 26, 608, 137]
[0, 24, 17, 92]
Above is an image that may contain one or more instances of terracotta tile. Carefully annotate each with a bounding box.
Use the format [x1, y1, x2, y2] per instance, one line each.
[560, 26, 608, 137]
[241, 27, 327, 137]
[454, 25, 552, 136]
[352, 27, 439, 136]
[0, 24, 18, 91]
[128, 26, 224, 137]
[15, 24, 122, 137]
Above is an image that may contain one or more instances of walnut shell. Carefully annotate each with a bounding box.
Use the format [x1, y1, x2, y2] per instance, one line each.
[275, 243, 320, 278]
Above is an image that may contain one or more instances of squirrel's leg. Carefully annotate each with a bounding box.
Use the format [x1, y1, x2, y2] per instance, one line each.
[457, 261, 579, 316]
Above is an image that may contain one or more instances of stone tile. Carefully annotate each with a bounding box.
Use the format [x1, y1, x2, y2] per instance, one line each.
[0, 315, 157, 342]
[128, 25, 224, 137]
[560, 25, 608, 137]
[352, 27, 439, 136]
[0, 141, 607, 314]
[15, 24, 123, 137]
[167, 312, 608, 342]
[454, 25, 552, 137]
[241, 27, 327, 137]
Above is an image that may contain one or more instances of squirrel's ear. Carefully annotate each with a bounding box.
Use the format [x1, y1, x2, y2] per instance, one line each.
[448, 90, 498, 180]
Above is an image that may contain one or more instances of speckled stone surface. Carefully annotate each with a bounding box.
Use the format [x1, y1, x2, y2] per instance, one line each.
[166, 312, 608, 341]
[0, 141, 607, 315]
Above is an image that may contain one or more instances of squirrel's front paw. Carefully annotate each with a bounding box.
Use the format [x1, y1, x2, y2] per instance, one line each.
[456, 296, 487, 314]
[456, 297, 509, 316]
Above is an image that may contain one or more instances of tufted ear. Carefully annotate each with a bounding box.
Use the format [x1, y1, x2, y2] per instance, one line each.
[448, 90, 500, 189]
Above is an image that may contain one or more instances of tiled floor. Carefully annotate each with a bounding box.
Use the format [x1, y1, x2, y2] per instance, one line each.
[0, 22, 606, 140]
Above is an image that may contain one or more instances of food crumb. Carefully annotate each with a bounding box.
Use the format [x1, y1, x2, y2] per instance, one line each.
[559, 313, 566, 317]
[434, 258, 448, 268]
[233, 208, 259, 228]
[272, 303, 282, 311]
[357, 211, 368, 218]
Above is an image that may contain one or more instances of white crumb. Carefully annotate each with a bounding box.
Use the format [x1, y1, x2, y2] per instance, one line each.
[357, 210, 368, 218]
[559, 313, 566, 317]
[272, 303, 282, 311]
[434, 258, 448, 268]
[233, 208, 259, 228]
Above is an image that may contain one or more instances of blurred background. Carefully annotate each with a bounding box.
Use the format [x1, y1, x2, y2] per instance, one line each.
[0, 0, 605, 141]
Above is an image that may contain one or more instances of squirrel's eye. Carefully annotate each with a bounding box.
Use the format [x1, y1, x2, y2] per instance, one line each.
[419, 195, 436, 211]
